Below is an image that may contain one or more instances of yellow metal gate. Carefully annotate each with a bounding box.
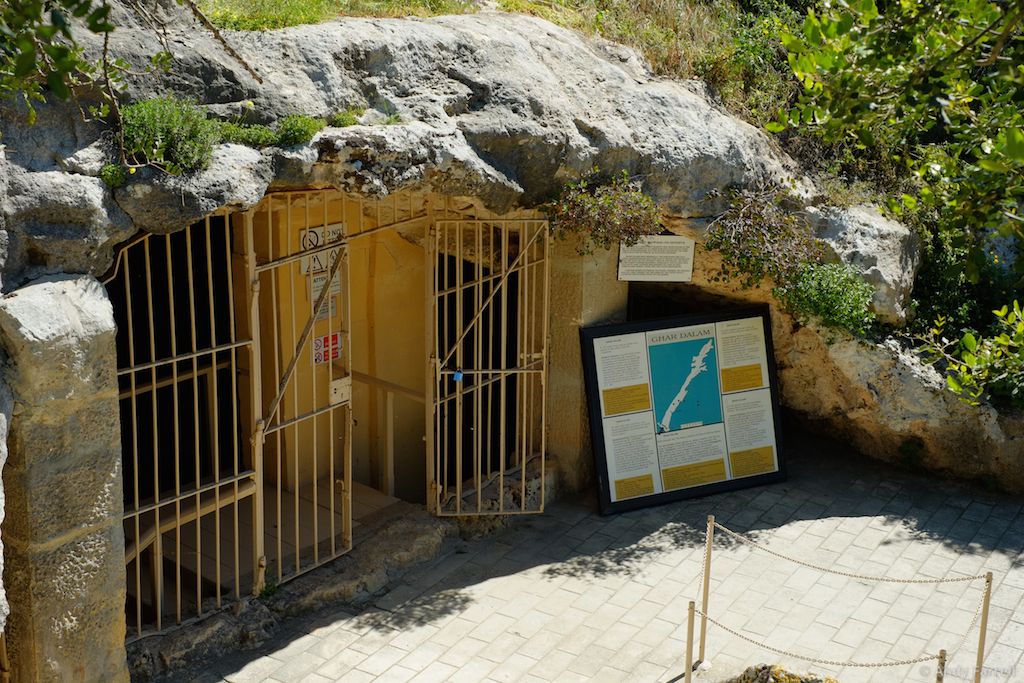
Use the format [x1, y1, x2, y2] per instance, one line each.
[247, 191, 353, 588]
[427, 219, 550, 516]
[108, 191, 356, 639]
[107, 216, 259, 639]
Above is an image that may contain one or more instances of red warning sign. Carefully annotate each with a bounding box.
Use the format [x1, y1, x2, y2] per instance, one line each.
[312, 333, 341, 365]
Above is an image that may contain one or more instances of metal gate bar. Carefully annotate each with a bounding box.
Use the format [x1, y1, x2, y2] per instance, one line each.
[252, 190, 353, 586]
[429, 217, 550, 516]
[105, 216, 255, 641]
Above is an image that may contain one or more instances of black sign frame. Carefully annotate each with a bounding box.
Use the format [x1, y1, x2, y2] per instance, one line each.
[580, 304, 786, 515]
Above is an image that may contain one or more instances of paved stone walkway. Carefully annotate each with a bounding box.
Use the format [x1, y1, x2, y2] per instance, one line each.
[193, 430, 1024, 682]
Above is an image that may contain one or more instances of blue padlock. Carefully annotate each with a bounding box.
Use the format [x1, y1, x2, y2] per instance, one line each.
[453, 368, 464, 382]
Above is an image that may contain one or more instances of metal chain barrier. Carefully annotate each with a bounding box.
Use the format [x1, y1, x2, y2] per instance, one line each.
[712, 521, 988, 585]
[694, 606, 940, 668]
[684, 515, 995, 683]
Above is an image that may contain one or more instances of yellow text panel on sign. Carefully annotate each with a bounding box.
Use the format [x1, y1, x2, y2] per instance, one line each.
[729, 446, 775, 478]
[614, 473, 655, 500]
[720, 364, 763, 393]
[661, 459, 727, 491]
[602, 383, 652, 416]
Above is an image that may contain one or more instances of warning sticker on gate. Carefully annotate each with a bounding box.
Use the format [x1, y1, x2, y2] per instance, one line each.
[301, 224, 345, 275]
[313, 333, 342, 365]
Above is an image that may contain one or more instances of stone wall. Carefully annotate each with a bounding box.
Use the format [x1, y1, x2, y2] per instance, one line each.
[0, 276, 128, 682]
[547, 238, 629, 492]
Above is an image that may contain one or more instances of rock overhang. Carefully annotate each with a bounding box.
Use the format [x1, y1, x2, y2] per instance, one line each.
[1, 6, 803, 287]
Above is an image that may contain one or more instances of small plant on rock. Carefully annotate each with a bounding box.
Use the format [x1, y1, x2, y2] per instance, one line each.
[329, 107, 365, 127]
[549, 168, 662, 254]
[219, 121, 278, 147]
[100, 163, 127, 189]
[121, 97, 221, 174]
[275, 114, 325, 146]
[774, 262, 876, 335]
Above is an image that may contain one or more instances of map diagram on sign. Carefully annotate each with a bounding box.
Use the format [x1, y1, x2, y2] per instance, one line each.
[649, 337, 722, 433]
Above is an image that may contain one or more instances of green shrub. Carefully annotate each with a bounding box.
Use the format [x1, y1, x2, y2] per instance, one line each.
[920, 302, 1024, 409]
[775, 262, 876, 335]
[121, 97, 221, 174]
[219, 121, 279, 147]
[100, 163, 127, 189]
[695, 8, 801, 126]
[329, 108, 364, 127]
[275, 114, 325, 146]
[383, 113, 402, 125]
[549, 169, 662, 254]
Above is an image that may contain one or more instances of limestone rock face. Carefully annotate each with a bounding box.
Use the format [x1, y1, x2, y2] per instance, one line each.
[0, 275, 128, 682]
[0, 5, 805, 283]
[115, 143, 274, 234]
[807, 204, 922, 326]
[3, 168, 134, 276]
[780, 333, 1024, 489]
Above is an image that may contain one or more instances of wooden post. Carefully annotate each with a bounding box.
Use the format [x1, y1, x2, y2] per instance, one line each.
[937, 649, 946, 683]
[699, 514, 714, 663]
[685, 600, 695, 683]
[974, 571, 993, 683]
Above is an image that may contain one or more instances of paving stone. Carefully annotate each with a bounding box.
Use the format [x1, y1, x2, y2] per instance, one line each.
[489, 653, 541, 682]
[269, 653, 326, 682]
[438, 636, 488, 668]
[355, 644, 407, 676]
[447, 659, 496, 683]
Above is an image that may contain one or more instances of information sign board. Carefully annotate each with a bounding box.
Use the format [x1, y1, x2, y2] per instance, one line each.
[580, 305, 785, 514]
[617, 235, 695, 282]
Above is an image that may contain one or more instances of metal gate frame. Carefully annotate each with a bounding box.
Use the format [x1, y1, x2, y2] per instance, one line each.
[245, 191, 356, 591]
[106, 216, 258, 640]
[426, 219, 551, 516]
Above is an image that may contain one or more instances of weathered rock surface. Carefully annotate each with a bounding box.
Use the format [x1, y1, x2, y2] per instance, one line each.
[0, 275, 128, 682]
[1, 3, 803, 284]
[725, 664, 839, 683]
[807, 204, 922, 325]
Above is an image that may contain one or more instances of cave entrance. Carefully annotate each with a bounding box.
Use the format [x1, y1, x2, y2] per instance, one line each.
[104, 191, 550, 640]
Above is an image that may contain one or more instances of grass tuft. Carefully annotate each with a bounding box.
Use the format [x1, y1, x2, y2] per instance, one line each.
[275, 114, 326, 146]
[199, 0, 476, 30]
[219, 121, 279, 147]
[329, 107, 365, 127]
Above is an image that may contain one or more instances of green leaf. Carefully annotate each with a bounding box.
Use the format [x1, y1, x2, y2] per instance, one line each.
[764, 121, 785, 133]
[13, 44, 36, 78]
[946, 374, 963, 393]
[962, 332, 977, 352]
[1002, 128, 1024, 161]
[978, 159, 1011, 173]
[45, 70, 69, 100]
